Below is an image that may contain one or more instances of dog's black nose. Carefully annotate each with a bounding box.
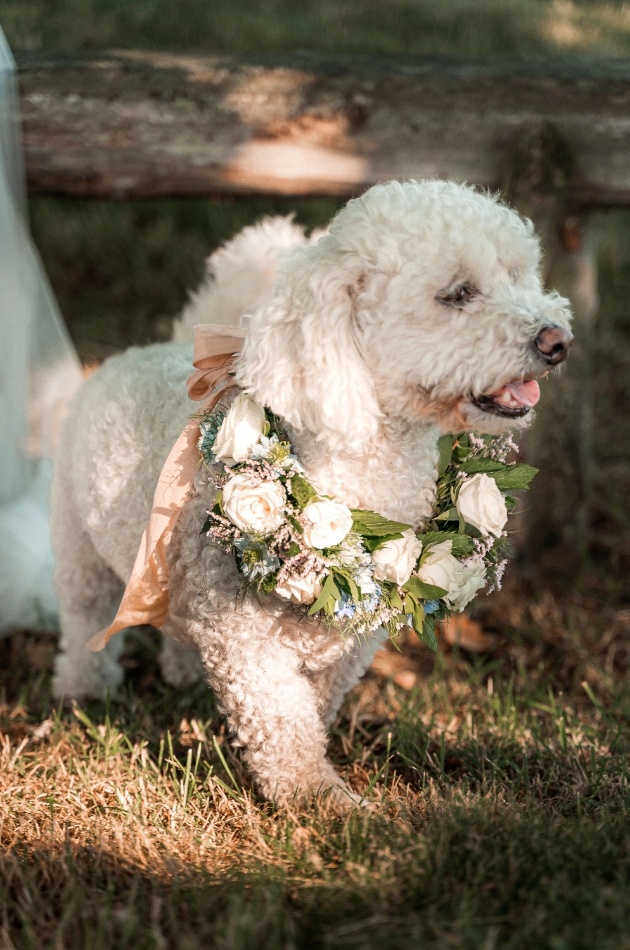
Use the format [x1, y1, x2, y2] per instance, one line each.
[534, 325, 573, 365]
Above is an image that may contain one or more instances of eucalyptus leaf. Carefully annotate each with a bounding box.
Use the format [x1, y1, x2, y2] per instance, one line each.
[403, 576, 448, 601]
[341, 571, 361, 605]
[308, 572, 339, 616]
[412, 601, 425, 637]
[437, 433, 455, 476]
[421, 615, 439, 652]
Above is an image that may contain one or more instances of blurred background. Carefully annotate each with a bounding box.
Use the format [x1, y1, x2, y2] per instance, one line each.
[3, 0, 629, 600]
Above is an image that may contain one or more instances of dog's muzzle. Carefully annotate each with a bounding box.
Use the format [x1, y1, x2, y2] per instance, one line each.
[533, 325, 573, 366]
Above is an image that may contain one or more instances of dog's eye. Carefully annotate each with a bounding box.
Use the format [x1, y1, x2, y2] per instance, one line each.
[435, 282, 478, 307]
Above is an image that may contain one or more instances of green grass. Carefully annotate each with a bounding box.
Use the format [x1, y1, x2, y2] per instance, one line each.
[29, 196, 340, 360]
[5, 0, 630, 57]
[2, 584, 629, 948]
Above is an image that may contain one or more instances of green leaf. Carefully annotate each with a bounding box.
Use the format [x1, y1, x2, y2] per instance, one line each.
[403, 576, 448, 601]
[338, 570, 361, 606]
[459, 458, 538, 490]
[463, 522, 484, 539]
[436, 507, 459, 522]
[417, 531, 475, 558]
[490, 464, 538, 491]
[460, 457, 508, 475]
[290, 474, 317, 508]
[287, 515, 303, 535]
[200, 515, 213, 535]
[388, 586, 404, 611]
[308, 572, 340, 616]
[259, 573, 278, 595]
[351, 509, 413, 537]
[412, 601, 425, 637]
[437, 434, 455, 476]
[420, 615, 439, 652]
[362, 533, 404, 552]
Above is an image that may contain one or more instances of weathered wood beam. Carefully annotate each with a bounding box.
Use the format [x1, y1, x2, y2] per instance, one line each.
[14, 50, 630, 203]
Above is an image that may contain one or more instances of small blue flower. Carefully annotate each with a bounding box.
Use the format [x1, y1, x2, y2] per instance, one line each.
[334, 592, 356, 619]
[360, 588, 381, 613]
[424, 600, 440, 615]
[234, 539, 280, 580]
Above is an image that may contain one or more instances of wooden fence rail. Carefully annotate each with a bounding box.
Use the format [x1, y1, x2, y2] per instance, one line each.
[15, 49, 629, 565]
[14, 50, 630, 205]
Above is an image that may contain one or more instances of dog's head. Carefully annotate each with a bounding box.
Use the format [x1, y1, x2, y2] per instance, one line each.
[239, 180, 572, 451]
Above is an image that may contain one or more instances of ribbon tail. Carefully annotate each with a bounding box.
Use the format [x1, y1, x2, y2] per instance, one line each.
[88, 420, 201, 652]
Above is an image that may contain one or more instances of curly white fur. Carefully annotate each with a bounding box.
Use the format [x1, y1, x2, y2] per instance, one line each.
[173, 215, 326, 339]
[51, 180, 572, 805]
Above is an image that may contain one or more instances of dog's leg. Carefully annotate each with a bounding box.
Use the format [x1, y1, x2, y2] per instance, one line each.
[159, 627, 205, 688]
[51, 486, 125, 702]
[308, 629, 388, 728]
[198, 630, 356, 805]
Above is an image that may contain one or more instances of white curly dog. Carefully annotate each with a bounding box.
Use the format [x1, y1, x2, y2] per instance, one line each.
[51, 180, 572, 804]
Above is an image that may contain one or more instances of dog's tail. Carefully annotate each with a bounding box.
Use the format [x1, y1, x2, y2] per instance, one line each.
[173, 216, 326, 342]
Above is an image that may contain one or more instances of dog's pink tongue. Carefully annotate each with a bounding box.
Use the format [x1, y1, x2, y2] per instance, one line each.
[503, 379, 540, 408]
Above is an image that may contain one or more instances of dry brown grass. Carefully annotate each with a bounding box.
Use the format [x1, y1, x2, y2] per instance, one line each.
[1, 579, 629, 948]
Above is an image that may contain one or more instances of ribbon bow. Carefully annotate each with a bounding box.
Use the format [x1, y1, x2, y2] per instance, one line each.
[88, 325, 244, 651]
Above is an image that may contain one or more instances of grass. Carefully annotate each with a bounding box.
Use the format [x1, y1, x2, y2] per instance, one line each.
[28, 196, 341, 361]
[5, 0, 630, 57]
[2, 579, 629, 948]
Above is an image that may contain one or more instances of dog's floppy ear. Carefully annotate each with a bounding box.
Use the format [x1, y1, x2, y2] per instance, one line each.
[237, 239, 381, 452]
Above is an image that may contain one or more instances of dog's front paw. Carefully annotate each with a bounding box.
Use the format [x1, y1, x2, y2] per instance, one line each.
[272, 765, 366, 812]
[53, 650, 124, 703]
[158, 637, 205, 688]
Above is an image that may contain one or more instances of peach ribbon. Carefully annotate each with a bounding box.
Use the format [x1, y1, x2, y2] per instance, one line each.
[88, 325, 244, 652]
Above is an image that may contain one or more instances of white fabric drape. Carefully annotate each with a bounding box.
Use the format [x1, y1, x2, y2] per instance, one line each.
[0, 29, 82, 633]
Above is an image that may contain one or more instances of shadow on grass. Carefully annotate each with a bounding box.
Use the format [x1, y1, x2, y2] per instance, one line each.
[3, 793, 630, 950]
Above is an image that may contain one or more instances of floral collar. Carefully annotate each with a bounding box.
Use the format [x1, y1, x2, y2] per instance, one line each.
[198, 394, 537, 649]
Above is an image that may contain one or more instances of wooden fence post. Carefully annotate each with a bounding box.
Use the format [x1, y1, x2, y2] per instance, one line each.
[504, 123, 599, 571]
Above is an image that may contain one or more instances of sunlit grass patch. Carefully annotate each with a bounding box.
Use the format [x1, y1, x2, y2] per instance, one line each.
[1, 585, 629, 948]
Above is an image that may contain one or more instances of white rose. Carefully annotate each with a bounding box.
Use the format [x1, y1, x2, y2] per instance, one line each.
[213, 394, 266, 466]
[416, 540, 461, 597]
[456, 473, 508, 537]
[371, 529, 423, 586]
[302, 500, 353, 549]
[447, 561, 487, 612]
[222, 473, 286, 534]
[275, 573, 322, 605]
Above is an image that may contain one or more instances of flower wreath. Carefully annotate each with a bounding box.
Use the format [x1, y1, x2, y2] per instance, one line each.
[198, 394, 537, 650]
